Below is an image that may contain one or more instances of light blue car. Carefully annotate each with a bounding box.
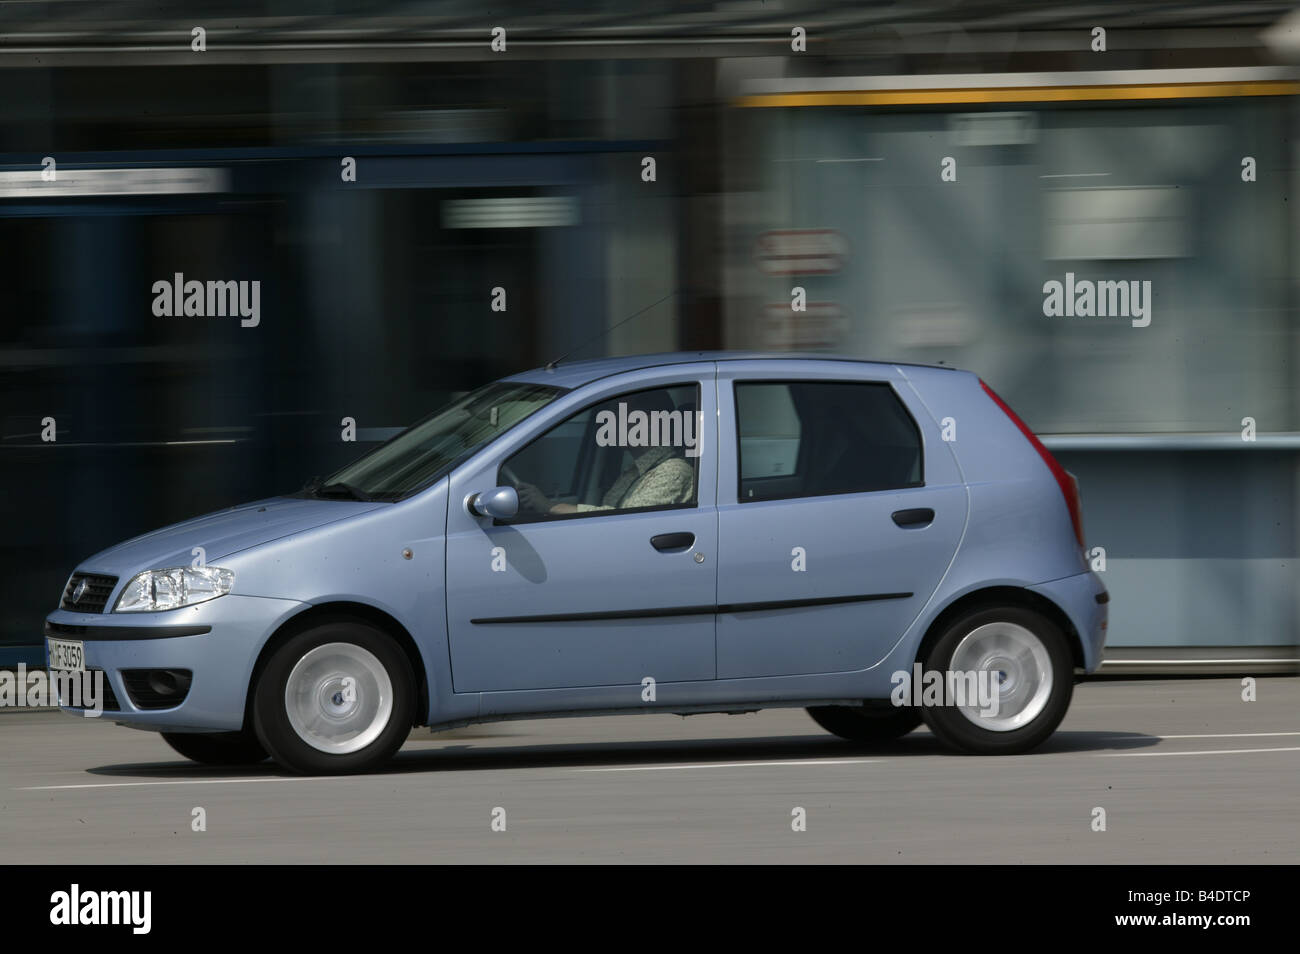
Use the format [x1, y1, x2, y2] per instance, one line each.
[47, 353, 1107, 773]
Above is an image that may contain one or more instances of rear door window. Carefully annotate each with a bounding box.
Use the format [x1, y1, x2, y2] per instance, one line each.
[735, 381, 922, 502]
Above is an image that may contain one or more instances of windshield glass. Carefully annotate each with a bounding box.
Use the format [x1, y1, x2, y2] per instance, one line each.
[308, 381, 562, 500]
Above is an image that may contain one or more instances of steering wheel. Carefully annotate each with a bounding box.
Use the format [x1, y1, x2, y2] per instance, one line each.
[498, 463, 547, 514]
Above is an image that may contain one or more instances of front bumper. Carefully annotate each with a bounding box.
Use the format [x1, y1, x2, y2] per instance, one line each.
[1028, 570, 1109, 673]
[44, 593, 307, 732]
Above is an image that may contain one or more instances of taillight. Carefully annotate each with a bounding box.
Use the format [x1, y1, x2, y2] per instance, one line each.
[979, 380, 1085, 549]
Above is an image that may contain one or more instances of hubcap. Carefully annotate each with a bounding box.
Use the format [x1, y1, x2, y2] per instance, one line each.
[284, 642, 393, 754]
[949, 621, 1053, 732]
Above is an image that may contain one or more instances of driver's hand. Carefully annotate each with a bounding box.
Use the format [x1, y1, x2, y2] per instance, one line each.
[516, 482, 551, 513]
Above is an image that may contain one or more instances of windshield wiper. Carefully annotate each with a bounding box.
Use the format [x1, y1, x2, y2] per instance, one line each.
[310, 480, 375, 502]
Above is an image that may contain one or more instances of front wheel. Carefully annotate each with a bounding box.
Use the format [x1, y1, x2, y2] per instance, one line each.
[161, 729, 268, 765]
[807, 703, 922, 742]
[253, 620, 415, 774]
[919, 606, 1073, 755]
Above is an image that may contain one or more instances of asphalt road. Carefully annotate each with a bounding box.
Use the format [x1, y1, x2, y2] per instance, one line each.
[1, 676, 1296, 863]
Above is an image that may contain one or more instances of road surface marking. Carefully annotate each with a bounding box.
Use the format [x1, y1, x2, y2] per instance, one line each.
[1154, 738, 1294, 743]
[21, 775, 356, 791]
[1099, 746, 1300, 758]
[576, 758, 878, 773]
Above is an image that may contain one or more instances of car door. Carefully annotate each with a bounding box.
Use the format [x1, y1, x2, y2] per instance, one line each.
[445, 366, 718, 692]
[715, 363, 967, 679]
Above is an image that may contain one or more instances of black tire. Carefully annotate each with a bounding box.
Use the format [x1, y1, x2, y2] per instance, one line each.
[919, 605, 1073, 755]
[252, 619, 415, 775]
[161, 730, 268, 765]
[807, 703, 923, 742]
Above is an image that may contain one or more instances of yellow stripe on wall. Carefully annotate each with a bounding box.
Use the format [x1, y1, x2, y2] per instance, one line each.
[736, 81, 1300, 108]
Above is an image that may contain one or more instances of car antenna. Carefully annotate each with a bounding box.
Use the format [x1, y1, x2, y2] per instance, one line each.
[544, 290, 678, 370]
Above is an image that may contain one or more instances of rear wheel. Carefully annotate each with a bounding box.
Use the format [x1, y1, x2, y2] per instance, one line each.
[253, 620, 415, 775]
[161, 730, 268, 765]
[807, 703, 922, 742]
[919, 606, 1073, 754]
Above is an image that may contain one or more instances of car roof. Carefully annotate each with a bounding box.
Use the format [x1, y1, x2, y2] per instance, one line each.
[503, 351, 961, 390]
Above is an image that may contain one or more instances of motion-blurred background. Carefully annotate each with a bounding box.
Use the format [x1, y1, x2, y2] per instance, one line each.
[2, 1, 1297, 670]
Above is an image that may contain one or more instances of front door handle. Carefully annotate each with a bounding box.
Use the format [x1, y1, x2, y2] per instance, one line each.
[651, 532, 695, 552]
[892, 508, 935, 528]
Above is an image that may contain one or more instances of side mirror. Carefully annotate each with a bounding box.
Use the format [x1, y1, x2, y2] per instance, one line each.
[467, 486, 519, 519]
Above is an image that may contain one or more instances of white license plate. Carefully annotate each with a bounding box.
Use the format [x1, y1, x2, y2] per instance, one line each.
[47, 637, 85, 673]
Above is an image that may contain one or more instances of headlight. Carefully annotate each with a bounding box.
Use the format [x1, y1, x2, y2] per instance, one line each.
[114, 566, 234, 612]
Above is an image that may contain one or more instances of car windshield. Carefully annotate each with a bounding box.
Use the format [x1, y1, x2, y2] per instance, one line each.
[306, 381, 563, 501]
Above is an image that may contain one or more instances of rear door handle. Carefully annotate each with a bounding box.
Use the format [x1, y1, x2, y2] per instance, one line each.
[892, 508, 934, 528]
[651, 532, 695, 552]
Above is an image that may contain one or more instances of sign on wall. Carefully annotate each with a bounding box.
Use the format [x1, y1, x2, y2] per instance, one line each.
[755, 229, 848, 275]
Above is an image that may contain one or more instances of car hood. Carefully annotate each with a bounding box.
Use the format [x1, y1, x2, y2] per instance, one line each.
[77, 496, 387, 584]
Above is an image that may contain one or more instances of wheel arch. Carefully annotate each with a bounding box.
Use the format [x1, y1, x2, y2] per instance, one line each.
[244, 601, 430, 730]
[914, 585, 1084, 673]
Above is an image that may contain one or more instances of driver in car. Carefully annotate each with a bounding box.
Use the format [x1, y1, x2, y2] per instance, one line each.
[515, 391, 695, 515]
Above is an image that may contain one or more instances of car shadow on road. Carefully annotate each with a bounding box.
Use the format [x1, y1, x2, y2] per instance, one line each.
[82, 728, 1160, 779]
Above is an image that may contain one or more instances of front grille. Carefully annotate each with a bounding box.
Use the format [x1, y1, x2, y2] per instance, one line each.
[55, 668, 120, 712]
[44, 621, 86, 637]
[121, 669, 193, 710]
[60, 573, 118, 613]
